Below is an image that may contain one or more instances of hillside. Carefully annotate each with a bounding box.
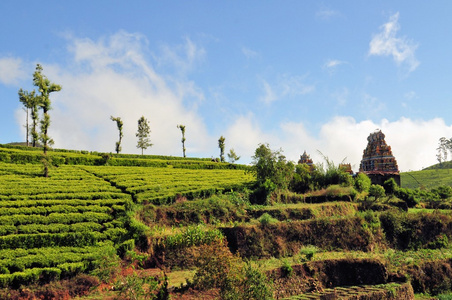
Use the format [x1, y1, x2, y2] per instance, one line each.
[2, 145, 452, 299]
[401, 167, 452, 189]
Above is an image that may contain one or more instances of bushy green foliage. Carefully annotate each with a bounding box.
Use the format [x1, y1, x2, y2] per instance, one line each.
[281, 259, 293, 277]
[368, 184, 385, 200]
[114, 272, 169, 300]
[258, 213, 278, 226]
[383, 178, 398, 196]
[228, 262, 273, 300]
[90, 243, 120, 283]
[251, 143, 294, 191]
[163, 225, 224, 250]
[355, 173, 371, 193]
[298, 245, 318, 261]
[192, 242, 273, 300]
[433, 185, 452, 200]
[314, 153, 354, 188]
[290, 163, 312, 193]
[438, 293, 452, 300]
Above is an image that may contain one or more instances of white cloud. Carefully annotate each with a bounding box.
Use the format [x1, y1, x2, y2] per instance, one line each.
[242, 47, 259, 60]
[316, 7, 340, 20]
[225, 113, 273, 163]
[323, 59, 347, 75]
[0, 57, 28, 85]
[259, 74, 315, 104]
[225, 115, 452, 171]
[12, 31, 447, 172]
[369, 12, 419, 72]
[16, 31, 211, 158]
[324, 59, 345, 69]
[156, 36, 206, 76]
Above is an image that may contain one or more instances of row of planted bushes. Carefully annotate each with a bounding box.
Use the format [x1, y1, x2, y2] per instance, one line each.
[0, 222, 104, 235]
[0, 242, 120, 289]
[0, 205, 113, 216]
[1, 143, 210, 161]
[138, 184, 251, 205]
[0, 199, 130, 209]
[0, 212, 113, 226]
[0, 147, 249, 170]
[0, 267, 64, 288]
[0, 191, 129, 201]
[0, 228, 127, 250]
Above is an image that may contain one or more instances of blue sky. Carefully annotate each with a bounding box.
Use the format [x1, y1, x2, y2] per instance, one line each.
[1, 1, 452, 171]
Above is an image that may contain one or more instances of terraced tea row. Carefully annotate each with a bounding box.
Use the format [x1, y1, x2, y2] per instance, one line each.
[0, 145, 248, 170]
[283, 282, 414, 299]
[0, 163, 132, 287]
[83, 165, 255, 204]
[0, 243, 115, 288]
[0, 160, 255, 289]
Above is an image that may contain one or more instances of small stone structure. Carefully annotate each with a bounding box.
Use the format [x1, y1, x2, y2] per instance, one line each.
[298, 151, 314, 170]
[339, 163, 353, 174]
[359, 130, 400, 186]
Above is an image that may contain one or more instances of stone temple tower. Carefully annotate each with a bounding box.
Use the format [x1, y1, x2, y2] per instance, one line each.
[359, 130, 400, 186]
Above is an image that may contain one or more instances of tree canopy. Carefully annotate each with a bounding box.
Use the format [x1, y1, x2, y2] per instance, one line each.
[136, 116, 153, 155]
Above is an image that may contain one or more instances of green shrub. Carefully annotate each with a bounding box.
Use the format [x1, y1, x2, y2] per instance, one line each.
[298, 245, 318, 261]
[118, 239, 136, 258]
[225, 262, 273, 300]
[427, 234, 449, 250]
[354, 173, 371, 193]
[369, 184, 385, 200]
[258, 213, 278, 227]
[164, 225, 224, 249]
[90, 243, 120, 283]
[281, 259, 293, 278]
[434, 186, 452, 200]
[383, 178, 398, 195]
[114, 271, 168, 300]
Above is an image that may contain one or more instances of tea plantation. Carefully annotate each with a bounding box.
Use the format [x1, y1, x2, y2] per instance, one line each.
[2, 144, 452, 299]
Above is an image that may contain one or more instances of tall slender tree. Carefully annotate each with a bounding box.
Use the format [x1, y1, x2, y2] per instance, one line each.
[218, 135, 225, 162]
[33, 64, 61, 177]
[136, 116, 152, 155]
[18, 89, 37, 147]
[177, 124, 186, 158]
[111, 116, 124, 154]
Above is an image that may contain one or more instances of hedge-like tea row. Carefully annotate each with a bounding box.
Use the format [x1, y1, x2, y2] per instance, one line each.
[0, 192, 130, 201]
[0, 243, 113, 288]
[0, 232, 100, 250]
[0, 228, 127, 250]
[0, 146, 249, 170]
[0, 198, 130, 208]
[0, 222, 103, 235]
[0, 212, 112, 226]
[84, 165, 255, 204]
[0, 205, 112, 216]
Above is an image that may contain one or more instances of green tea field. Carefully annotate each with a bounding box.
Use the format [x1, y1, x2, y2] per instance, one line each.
[2, 144, 452, 299]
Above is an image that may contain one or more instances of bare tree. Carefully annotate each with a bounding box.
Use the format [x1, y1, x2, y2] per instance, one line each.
[177, 124, 186, 157]
[111, 116, 124, 154]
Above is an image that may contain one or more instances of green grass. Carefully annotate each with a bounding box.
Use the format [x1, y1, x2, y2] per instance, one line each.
[401, 168, 452, 189]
